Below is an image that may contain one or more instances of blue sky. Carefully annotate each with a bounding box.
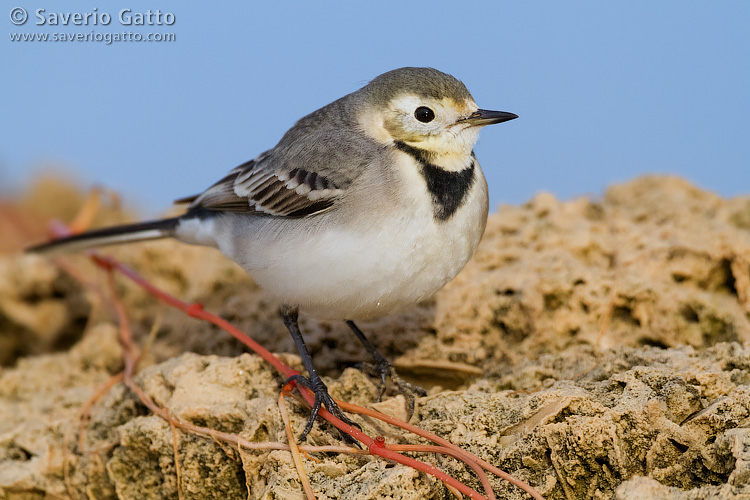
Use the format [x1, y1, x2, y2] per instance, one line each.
[3, 1, 749, 216]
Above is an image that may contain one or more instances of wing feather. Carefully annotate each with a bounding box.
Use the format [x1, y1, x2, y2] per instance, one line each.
[176, 127, 377, 217]
[182, 153, 344, 217]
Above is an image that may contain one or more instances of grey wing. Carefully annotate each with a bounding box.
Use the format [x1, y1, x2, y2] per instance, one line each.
[179, 131, 375, 217]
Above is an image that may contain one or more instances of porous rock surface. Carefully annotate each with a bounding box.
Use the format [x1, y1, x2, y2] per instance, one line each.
[1, 175, 750, 499]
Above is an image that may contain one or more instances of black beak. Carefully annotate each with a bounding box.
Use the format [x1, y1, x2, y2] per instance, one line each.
[462, 109, 518, 126]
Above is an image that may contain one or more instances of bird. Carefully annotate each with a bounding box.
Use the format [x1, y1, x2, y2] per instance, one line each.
[28, 67, 518, 442]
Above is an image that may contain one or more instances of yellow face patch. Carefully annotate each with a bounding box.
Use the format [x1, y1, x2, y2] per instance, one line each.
[355, 94, 482, 171]
[379, 95, 477, 142]
[446, 97, 478, 118]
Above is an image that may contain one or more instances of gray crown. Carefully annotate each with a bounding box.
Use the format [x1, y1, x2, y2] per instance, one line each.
[362, 67, 474, 105]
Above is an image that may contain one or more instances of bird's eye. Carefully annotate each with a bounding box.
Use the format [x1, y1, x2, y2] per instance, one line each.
[414, 106, 435, 123]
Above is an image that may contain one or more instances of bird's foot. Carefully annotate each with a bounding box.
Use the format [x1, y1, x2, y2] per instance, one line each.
[285, 374, 361, 446]
[356, 358, 427, 419]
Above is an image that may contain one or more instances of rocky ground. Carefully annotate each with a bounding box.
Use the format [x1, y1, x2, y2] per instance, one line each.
[1, 175, 749, 499]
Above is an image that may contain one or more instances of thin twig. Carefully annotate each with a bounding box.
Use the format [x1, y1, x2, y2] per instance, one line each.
[50, 221, 547, 500]
[68, 188, 101, 234]
[78, 372, 124, 453]
[336, 400, 545, 500]
[88, 250, 491, 500]
[169, 410, 184, 500]
[138, 308, 163, 365]
[279, 392, 316, 500]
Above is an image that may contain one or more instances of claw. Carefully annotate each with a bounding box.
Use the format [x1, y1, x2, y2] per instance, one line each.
[281, 307, 361, 446]
[388, 366, 427, 419]
[355, 361, 389, 401]
[355, 359, 427, 419]
[285, 374, 361, 446]
[345, 321, 427, 419]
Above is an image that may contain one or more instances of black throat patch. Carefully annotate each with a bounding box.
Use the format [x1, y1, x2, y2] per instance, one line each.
[394, 141, 475, 221]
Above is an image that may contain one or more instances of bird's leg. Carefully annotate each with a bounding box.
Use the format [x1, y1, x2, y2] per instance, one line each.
[345, 320, 427, 418]
[280, 306, 360, 444]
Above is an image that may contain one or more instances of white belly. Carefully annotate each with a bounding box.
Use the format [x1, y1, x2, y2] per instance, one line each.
[178, 163, 489, 321]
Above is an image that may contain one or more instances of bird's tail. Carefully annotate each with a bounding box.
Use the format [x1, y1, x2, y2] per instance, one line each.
[26, 217, 181, 256]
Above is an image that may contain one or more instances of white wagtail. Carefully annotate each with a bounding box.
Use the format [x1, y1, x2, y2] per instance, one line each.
[29, 67, 518, 440]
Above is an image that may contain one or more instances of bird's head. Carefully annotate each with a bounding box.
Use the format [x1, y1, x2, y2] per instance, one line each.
[355, 67, 517, 170]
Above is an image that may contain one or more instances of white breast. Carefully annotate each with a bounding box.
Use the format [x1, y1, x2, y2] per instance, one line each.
[179, 157, 489, 321]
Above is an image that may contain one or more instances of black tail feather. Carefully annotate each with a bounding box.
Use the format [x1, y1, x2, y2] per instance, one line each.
[26, 217, 181, 255]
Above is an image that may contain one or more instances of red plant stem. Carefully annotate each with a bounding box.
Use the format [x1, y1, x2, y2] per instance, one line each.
[48, 222, 517, 499]
[104, 255, 296, 378]
[301, 404, 489, 499]
[391, 445, 495, 500]
[103, 270, 138, 378]
[82, 252, 490, 499]
[335, 400, 544, 500]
